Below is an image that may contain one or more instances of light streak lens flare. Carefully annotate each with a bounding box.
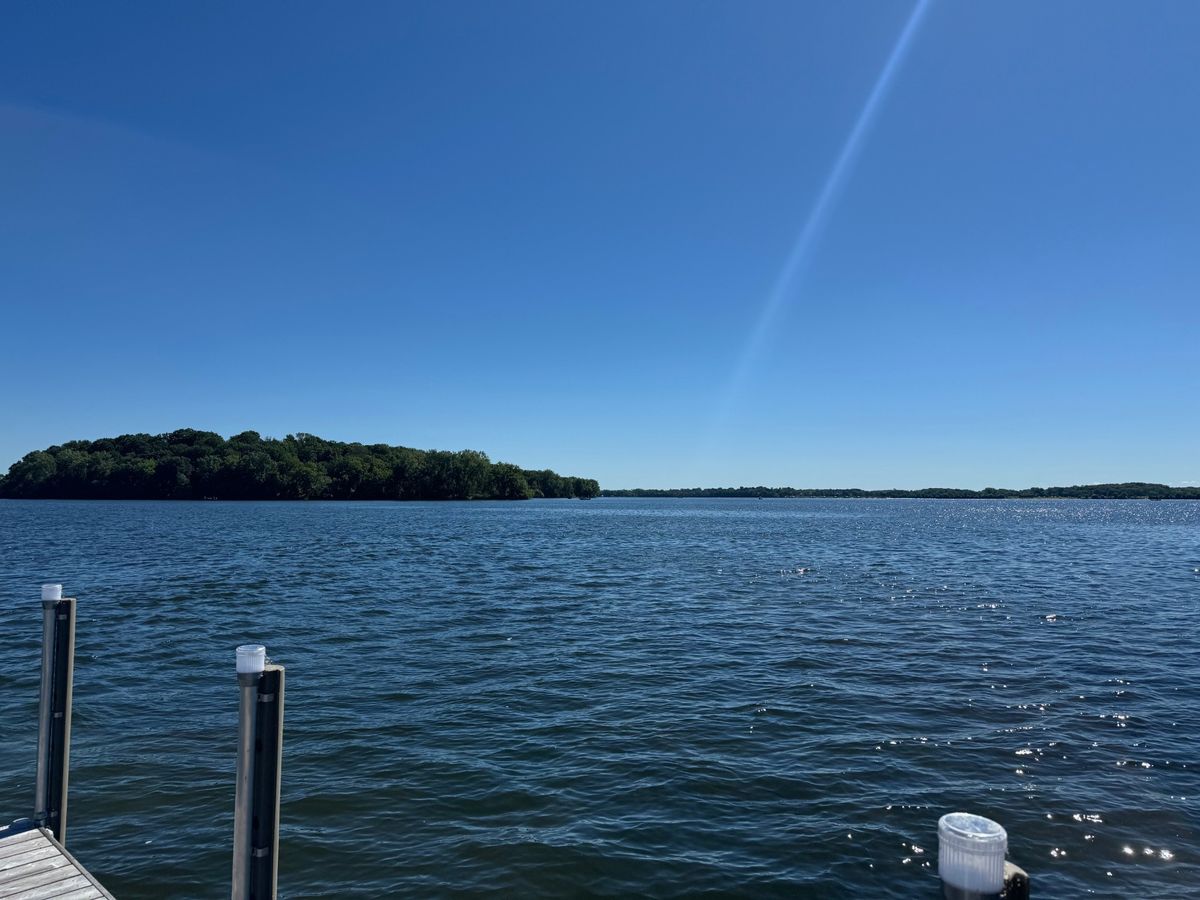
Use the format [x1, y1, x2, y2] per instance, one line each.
[713, 0, 933, 428]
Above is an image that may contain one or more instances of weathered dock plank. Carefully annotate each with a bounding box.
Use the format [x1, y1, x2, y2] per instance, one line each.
[0, 846, 62, 870]
[0, 825, 113, 900]
[0, 831, 42, 861]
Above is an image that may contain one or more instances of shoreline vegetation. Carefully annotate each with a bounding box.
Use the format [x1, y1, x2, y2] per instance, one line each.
[0, 430, 600, 501]
[1, 431, 1193, 503]
[601, 484, 1200, 500]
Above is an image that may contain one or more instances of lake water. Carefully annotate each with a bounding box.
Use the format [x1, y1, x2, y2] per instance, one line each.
[0, 498, 1196, 897]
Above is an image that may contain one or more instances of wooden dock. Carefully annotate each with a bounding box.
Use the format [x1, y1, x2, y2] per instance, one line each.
[0, 821, 114, 900]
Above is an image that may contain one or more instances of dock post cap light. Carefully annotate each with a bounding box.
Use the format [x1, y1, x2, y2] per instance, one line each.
[938, 812, 1007, 895]
[41, 584, 63, 602]
[236, 644, 266, 675]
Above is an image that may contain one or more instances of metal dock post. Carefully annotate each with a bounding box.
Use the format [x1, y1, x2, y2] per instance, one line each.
[6, 583, 115, 897]
[232, 644, 285, 900]
[33, 583, 76, 845]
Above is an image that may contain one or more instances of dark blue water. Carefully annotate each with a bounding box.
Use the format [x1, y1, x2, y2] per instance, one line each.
[1, 499, 1196, 897]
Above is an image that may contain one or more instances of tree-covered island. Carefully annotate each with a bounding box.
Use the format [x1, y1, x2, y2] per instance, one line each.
[0, 430, 600, 501]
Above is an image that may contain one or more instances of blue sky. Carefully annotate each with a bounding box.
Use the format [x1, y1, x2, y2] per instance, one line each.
[1, 1, 1197, 489]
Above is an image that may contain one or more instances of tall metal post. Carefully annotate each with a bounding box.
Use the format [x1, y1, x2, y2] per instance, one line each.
[33, 583, 76, 844]
[250, 664, 285, 899]
[232, 645, 284, 900]
[33, 585, 58, 828]
[232, 646, 262, 900]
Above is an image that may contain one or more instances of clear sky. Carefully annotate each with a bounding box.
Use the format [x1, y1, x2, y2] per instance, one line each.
[2, 1, 1197, 489]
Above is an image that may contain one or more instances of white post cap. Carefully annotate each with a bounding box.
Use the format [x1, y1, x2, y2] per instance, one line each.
[938, 812, 1007, 894]
[41, 584, 63, 602]
[236, 644, 267, 675]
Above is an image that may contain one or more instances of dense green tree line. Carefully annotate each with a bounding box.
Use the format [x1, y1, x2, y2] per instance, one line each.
[602, 483, 1200, 500]
[0, 430, 600, 501]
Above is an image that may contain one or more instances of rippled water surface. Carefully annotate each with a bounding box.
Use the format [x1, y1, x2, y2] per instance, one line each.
[1, 499, 1197, 897]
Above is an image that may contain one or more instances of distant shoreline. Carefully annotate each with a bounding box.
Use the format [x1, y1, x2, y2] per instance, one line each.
[600, 483, 1200, 500]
